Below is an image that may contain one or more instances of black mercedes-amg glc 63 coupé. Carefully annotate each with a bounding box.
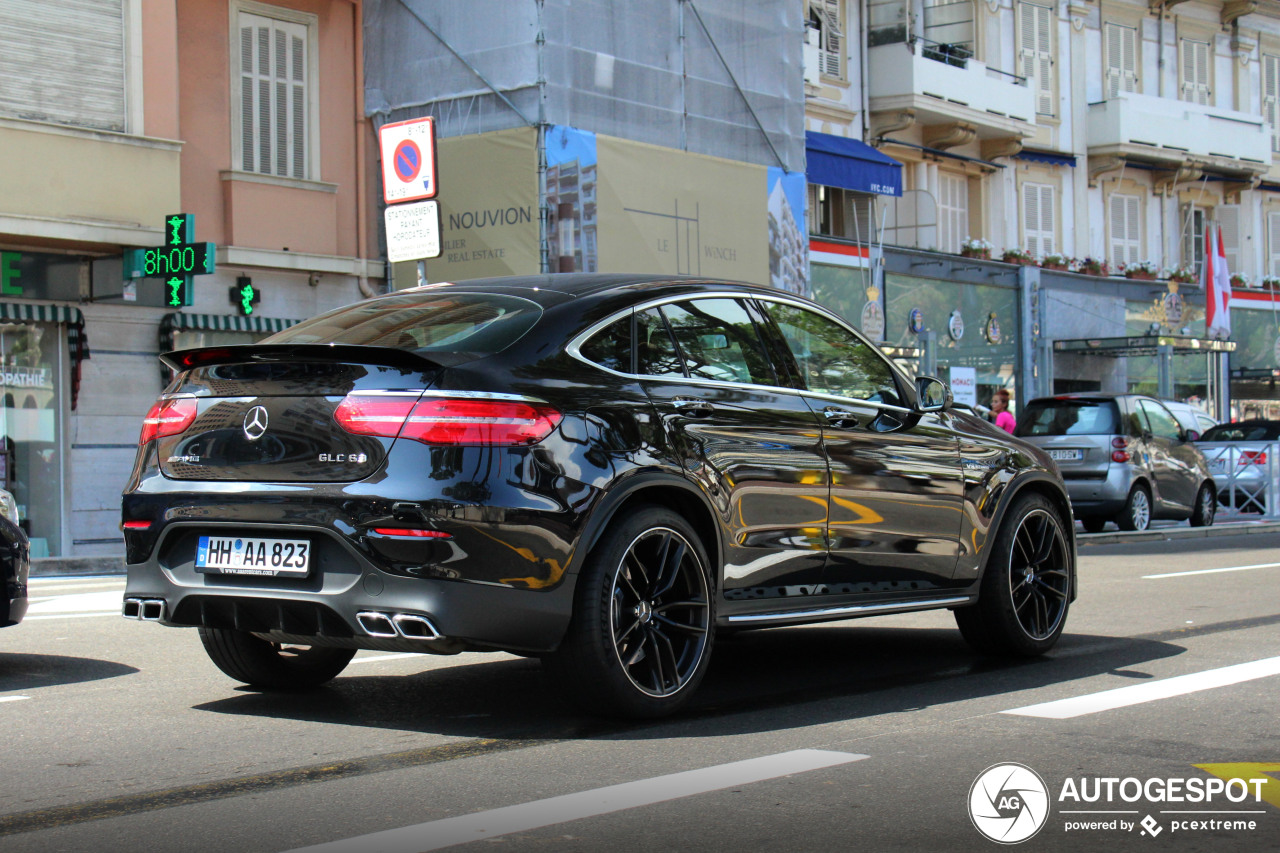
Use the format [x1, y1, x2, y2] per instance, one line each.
[122, 274, 1075, 717]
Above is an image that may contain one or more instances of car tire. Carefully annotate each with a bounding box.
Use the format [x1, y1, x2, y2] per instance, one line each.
[1189, 482, 1216, 527]
[544, 505, 714, 718]
[198, 627, 356, 689]
[1080, 517, 1107, 534]
[1116, 484, 1152, 532]
[955, 493, 1072, 657]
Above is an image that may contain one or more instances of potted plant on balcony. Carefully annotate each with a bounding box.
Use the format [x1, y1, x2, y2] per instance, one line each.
[1001, 247, 1036, 265]
[1040, 254, 1069, 271]
[1123, 260, 1159, 281]
[1072, 257, 1109, 276]
[1166, 265, 1197, 285]
[960, 237, 992, 260]
[1230, 272, 1253, 289]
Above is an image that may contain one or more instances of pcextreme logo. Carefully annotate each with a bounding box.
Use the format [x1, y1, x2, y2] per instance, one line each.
[969, 762, 1278, 843]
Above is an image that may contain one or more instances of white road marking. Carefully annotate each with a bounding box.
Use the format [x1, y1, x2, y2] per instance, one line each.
[348, 653, 420, 665]
[1143, 562, 1280, 579]
[1003, 656, 1280, 719]
[0, 696, 29, 704]
[26, 591, 123, 615]
[281, 749, 868, 853]
[24, 612, 122, 621]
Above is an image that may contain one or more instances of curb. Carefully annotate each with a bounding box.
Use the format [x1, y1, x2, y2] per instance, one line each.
[30, 555, 126, 579]
[1078, 520, 1280, 547]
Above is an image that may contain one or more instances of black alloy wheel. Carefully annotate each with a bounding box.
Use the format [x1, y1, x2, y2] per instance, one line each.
[546, 506, 713, 717]
[956, 493, 1071, 656]
[199, 627, 356, 689]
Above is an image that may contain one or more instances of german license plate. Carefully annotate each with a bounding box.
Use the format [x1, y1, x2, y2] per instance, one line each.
[1048, 449, 1082, 461]
[196, 536, 310, 576]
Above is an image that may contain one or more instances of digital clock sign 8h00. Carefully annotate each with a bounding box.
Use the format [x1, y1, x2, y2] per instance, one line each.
[122, 214, 217, 307]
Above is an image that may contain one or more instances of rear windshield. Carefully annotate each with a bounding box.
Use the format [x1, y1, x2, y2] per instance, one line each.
[263, 293, 541, 354]
[1200, 422, 1280, 442]
[1016, 399, 1120, 437]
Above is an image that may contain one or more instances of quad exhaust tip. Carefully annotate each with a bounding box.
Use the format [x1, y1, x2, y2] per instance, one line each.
[357, 610, 442, 641]
[123, 597, 166, 621]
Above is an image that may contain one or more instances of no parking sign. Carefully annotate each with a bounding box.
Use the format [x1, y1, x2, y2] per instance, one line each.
[379, 117, 438, 204]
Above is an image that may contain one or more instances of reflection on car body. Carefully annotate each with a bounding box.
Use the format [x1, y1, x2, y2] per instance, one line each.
[122, 274, 1076, 718]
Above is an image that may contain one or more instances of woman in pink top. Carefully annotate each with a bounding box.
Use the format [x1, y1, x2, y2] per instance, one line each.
[992, 388, 1016, 434]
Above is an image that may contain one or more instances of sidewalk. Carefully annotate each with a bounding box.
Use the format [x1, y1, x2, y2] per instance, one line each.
[1077, 517, 1280, 546]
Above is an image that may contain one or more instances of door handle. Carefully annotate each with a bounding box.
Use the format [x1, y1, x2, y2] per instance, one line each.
[823, 407, 859, 428]
[672, 397, 714, 417]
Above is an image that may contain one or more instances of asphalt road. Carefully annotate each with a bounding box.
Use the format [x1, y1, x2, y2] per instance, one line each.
[2, 533, 1277, 852]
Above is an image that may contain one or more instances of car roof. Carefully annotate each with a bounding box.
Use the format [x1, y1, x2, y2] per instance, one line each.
[394, 274, 782, 307]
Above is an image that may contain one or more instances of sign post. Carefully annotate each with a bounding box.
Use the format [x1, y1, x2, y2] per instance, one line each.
[123, 214, 217, 307]
[379, 116, 442, 281]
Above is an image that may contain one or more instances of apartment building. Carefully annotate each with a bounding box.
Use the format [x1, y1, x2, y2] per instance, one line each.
[0, 0, 380, 564]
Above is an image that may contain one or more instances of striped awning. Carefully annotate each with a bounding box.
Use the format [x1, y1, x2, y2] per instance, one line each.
[0, 301, 84, 325]
[0, 301, 90, 410]
[160, 313, 299, 334]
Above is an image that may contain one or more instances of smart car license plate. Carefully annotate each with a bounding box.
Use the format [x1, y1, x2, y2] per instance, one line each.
[196, 536, 310, 576]
[1048, 449, 1082, 461]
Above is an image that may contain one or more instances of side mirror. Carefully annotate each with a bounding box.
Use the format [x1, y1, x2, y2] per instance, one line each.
[1185, 429, 1200, 442]
[916, 376, 952, 412]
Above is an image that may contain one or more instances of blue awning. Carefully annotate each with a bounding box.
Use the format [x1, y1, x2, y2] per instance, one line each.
[805, 131, 903, 197]
[1016, 150, 1077, 168]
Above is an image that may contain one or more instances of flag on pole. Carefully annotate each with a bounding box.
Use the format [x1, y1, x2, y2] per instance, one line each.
[1204, 225, 1232, 339]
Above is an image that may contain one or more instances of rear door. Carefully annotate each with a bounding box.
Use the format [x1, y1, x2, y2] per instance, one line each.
[634, 298, 831, 601]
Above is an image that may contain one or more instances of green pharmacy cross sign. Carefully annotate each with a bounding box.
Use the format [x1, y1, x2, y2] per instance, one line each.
[123, 214, 216, 307]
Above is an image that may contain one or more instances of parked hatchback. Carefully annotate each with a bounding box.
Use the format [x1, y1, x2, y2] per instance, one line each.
[1016, 394, 1216, 532]
[122, 274, 1076, 718]
[1195, 419, 1280, 513]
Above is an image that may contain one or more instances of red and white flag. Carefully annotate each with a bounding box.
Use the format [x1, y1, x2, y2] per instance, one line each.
[1203, 225, 1232, 339]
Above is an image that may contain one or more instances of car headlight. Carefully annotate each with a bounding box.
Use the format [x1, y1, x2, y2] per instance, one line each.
[0, 489, 19, 527]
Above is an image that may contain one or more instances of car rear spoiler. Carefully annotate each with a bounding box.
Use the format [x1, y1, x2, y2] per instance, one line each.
[160, 344, 461, 373]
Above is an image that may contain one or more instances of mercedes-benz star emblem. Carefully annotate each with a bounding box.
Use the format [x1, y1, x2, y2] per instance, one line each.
[243, 405, 269, 441]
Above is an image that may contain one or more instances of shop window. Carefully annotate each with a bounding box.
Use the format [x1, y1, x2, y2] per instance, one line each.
[1104, 23, 1138, 98]
[0, 322, 63, 557]
[809, 185, 877, 241]
[234, 4, 315, 180]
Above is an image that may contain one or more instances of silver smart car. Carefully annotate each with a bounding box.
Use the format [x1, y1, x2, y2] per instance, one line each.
[1016, 393, 1217, 532]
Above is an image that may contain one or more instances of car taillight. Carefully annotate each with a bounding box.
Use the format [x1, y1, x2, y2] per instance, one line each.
[1239, 450, 1267, 465]
[139, 397, 197, 444]
[335, 395, 562, 446]
[1112, 450, 1130, 463]
[1111, 436, 1128, 449]
[1110, 436, 1129, 463]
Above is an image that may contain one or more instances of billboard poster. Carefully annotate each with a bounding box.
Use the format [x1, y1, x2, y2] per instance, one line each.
[767, 167, 808, 295]
[545, 126, 599, 273]
[594, 135, 769, 285]
[410, 127, 540, 285]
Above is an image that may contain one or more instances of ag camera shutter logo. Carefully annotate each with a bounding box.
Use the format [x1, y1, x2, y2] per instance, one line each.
[969, 763, 1050, 844]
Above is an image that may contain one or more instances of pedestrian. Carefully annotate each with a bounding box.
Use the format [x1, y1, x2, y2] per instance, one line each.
[992, 388, 1015, 434]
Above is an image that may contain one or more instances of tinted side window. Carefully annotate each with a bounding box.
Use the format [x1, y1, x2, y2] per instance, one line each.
[1139, 400, 1182, 440]
[760, 301, 900, 403]
[660, 299, 777, 385]
[636, 308, 684, 379]
[579, 315, 633, 373]
[1016, 400, 1119, 437]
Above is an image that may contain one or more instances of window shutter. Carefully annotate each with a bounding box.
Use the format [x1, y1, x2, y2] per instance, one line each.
[1265, 55, 1280, 154]
[1218, 206, 1241, 275]
[238, 12, 309, 179]
[0, 0, 126, 132]
[1268, 212, 1280, 277]
[1104, 24, 1137, 99]
[1109, 193, 1141, 266]
[820, 0, 844, 79]
[1019, 4, 1055, 117]
[1182, 204, 1206, 274]
[1181, 40, 1210, 105]
[938, 172, 968, 254]
[1022, 183, 1054, 258]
